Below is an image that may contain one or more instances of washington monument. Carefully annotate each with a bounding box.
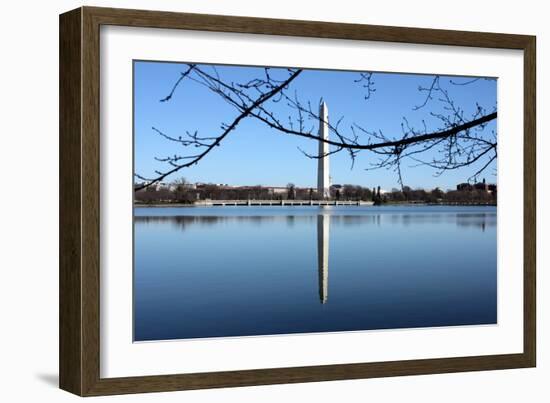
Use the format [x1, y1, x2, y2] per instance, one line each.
[317, 101, 330, 199]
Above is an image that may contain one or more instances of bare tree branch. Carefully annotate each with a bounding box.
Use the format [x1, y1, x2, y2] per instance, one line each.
[135, 68, 303, 190]
[159, 64, 195, 102]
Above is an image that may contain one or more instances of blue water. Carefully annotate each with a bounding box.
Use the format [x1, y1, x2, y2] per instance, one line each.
[134, 205, 497, 341]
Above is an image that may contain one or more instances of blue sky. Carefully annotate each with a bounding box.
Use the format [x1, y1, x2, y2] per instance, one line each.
[134, 61, 497, 191]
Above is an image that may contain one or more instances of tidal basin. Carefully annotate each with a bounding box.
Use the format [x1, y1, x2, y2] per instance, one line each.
[133, 205, 497, 341]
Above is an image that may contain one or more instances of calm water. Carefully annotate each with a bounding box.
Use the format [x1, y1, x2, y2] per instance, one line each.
[134, 205, 497, 341]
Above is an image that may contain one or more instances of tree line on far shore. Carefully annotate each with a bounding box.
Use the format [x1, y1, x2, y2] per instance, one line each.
[134, 179, 497, 205]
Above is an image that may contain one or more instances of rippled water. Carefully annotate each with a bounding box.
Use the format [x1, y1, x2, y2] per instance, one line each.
[134, 205, 497, 341]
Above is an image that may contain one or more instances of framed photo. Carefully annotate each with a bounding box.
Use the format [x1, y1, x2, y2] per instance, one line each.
[59, 6, 536, 396]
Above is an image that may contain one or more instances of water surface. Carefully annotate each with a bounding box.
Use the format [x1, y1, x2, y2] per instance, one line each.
[134, 205, 497, 341]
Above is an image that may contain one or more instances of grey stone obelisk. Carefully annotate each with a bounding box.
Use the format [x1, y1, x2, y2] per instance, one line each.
[317, 214, 330, 304]
[317, 101, 330, 199]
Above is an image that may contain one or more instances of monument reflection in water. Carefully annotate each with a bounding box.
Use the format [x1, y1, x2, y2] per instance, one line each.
[317, 214, 329, 304]
[134, 206, 497, 342]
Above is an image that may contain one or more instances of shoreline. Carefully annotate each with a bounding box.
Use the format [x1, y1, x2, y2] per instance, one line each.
[134, 202, 497, 208]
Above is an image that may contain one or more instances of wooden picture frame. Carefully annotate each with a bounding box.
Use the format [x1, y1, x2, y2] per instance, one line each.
[59, 6, 536, 396]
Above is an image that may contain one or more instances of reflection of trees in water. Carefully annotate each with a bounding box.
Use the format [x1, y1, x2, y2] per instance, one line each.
[135, 215, 223, 231]
[333, 215, 378, 226]
[385, 213, 496, 229]
[135, 212, 496, 232]
[455, 213, 496, 231]
[134, 215, 318, 231]
[286, 215, 295, 228]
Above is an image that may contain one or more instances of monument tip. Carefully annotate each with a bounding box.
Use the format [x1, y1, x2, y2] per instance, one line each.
[319, 100, 328, 115]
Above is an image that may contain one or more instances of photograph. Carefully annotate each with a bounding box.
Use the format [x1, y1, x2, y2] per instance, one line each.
[133, 61, 498, 342]
[51, 3, 538, 398]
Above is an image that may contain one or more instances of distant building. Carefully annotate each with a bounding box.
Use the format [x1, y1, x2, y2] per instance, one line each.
[457, 178, 496, 193]
[474, 178, 489, 192]
[456, 183, 474, 191]
[268, 187, 288, 195]
[153, 182, 169, 191]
